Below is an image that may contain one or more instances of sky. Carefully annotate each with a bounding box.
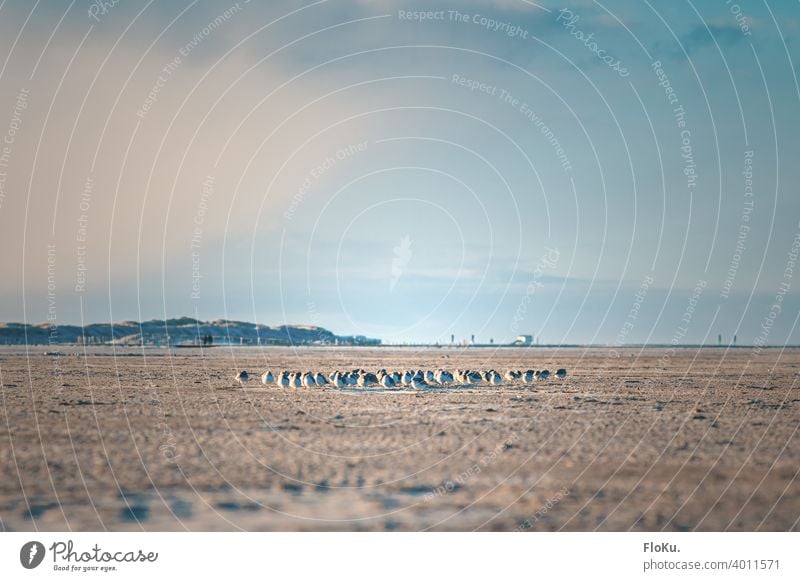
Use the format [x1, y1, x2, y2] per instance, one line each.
[0, 0, 798, 345]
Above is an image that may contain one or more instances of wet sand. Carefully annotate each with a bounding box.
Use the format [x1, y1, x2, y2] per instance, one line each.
[1, 346, 798, 531]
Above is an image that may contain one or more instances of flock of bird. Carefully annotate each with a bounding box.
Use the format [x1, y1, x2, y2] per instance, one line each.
[233, 367, 567, 388]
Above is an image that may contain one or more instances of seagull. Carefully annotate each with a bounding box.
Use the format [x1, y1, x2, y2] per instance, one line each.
[261, 371, 275, 385]
[402, 370, 414, 385]
[556, 368, 567, 379]
[302, 372, 316, 388]
[380, 374, 395, 388]
[412, 375, 427, 389]
[292, 373, 302, 388]
[278, 371, 290, 387]
[483, 370, 493, 382]
[505, 370, 521, 381]
[538, 369, 550, 380]
[332, 372, 345, 388]
[359, 372, 379, 387]
[467, 370, 483, 384]
[489, 371, 502, 385]
[234, 371, 249, 385]
[315, 372, 328, 385]
[523, 370, 535, 383]
[425, 370, 437, 384]
[437, 370, 454, 385]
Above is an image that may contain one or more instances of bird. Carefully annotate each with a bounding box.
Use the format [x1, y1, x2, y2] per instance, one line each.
[359, 372, 379, 387]
[380, 374, 395, 388]
[261, 371, 275, 385]
[489, 371, 502, 385]
[331, 372, 345, 388]
[279, 371, 290, 387]
[425, 370, 437, 384]
[505, 370, 521, 381]
[412, 375, 427, 389]
[302, 372, 316, 388]
[292, 373, 302, 388]
[402, 370, 414, 385]
[556, 368, 567, 379]
[483, 370, 493, 382]
[234, 371, 249, 385]
[467, 370, 483, 384]
[315, 372, 328, 385]
[523, 370, 535, 383]
[538, 369, 550, 380]
[436, 370, 454, 385]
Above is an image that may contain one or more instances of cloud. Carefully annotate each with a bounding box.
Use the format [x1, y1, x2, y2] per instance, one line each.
[654, 22, 752, 59]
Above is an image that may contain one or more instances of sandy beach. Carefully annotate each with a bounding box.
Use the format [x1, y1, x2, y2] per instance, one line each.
[1, 346, 798, 531]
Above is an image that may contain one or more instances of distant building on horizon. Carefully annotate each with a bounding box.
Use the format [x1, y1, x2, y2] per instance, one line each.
[514, 335, 534, 346]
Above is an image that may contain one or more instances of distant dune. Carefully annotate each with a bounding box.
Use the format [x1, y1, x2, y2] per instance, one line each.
[0, 317, 380, 347]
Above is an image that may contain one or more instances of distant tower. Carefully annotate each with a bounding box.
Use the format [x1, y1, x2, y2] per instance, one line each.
[718, 334, 722, 346]
[471, 334, 475, 344]
[490, 338, 494, 345]
[733, 334, 737, 346]
[451, 334, 455, 344]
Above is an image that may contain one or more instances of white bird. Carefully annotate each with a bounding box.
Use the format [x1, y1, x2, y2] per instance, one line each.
[261, 371, 275, 385]
[489, 372, 502, 385]
[292, 373, 302, 388]
[538, 369, 550, 380]
[380, 374, 395, 388]
[556, 368, 567, 379]
[425, 370, 436, 384]
[523, 370, 535, 383]
[302, 372, 316, 388]
[332, 372, 345, 388]
[467, 370, 483, 383]
[402, 371, 413, 385]
[279, 371, 290, 387]
[412, 375, 427, 389]
[359, 372, 379, 387]
[234, 371, 249, 385]
[315, 373, 328, 385]
[437, 370, 454, 385]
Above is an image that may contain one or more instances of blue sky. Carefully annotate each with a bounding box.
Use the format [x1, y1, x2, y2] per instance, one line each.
[0, 0, 798, 345]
